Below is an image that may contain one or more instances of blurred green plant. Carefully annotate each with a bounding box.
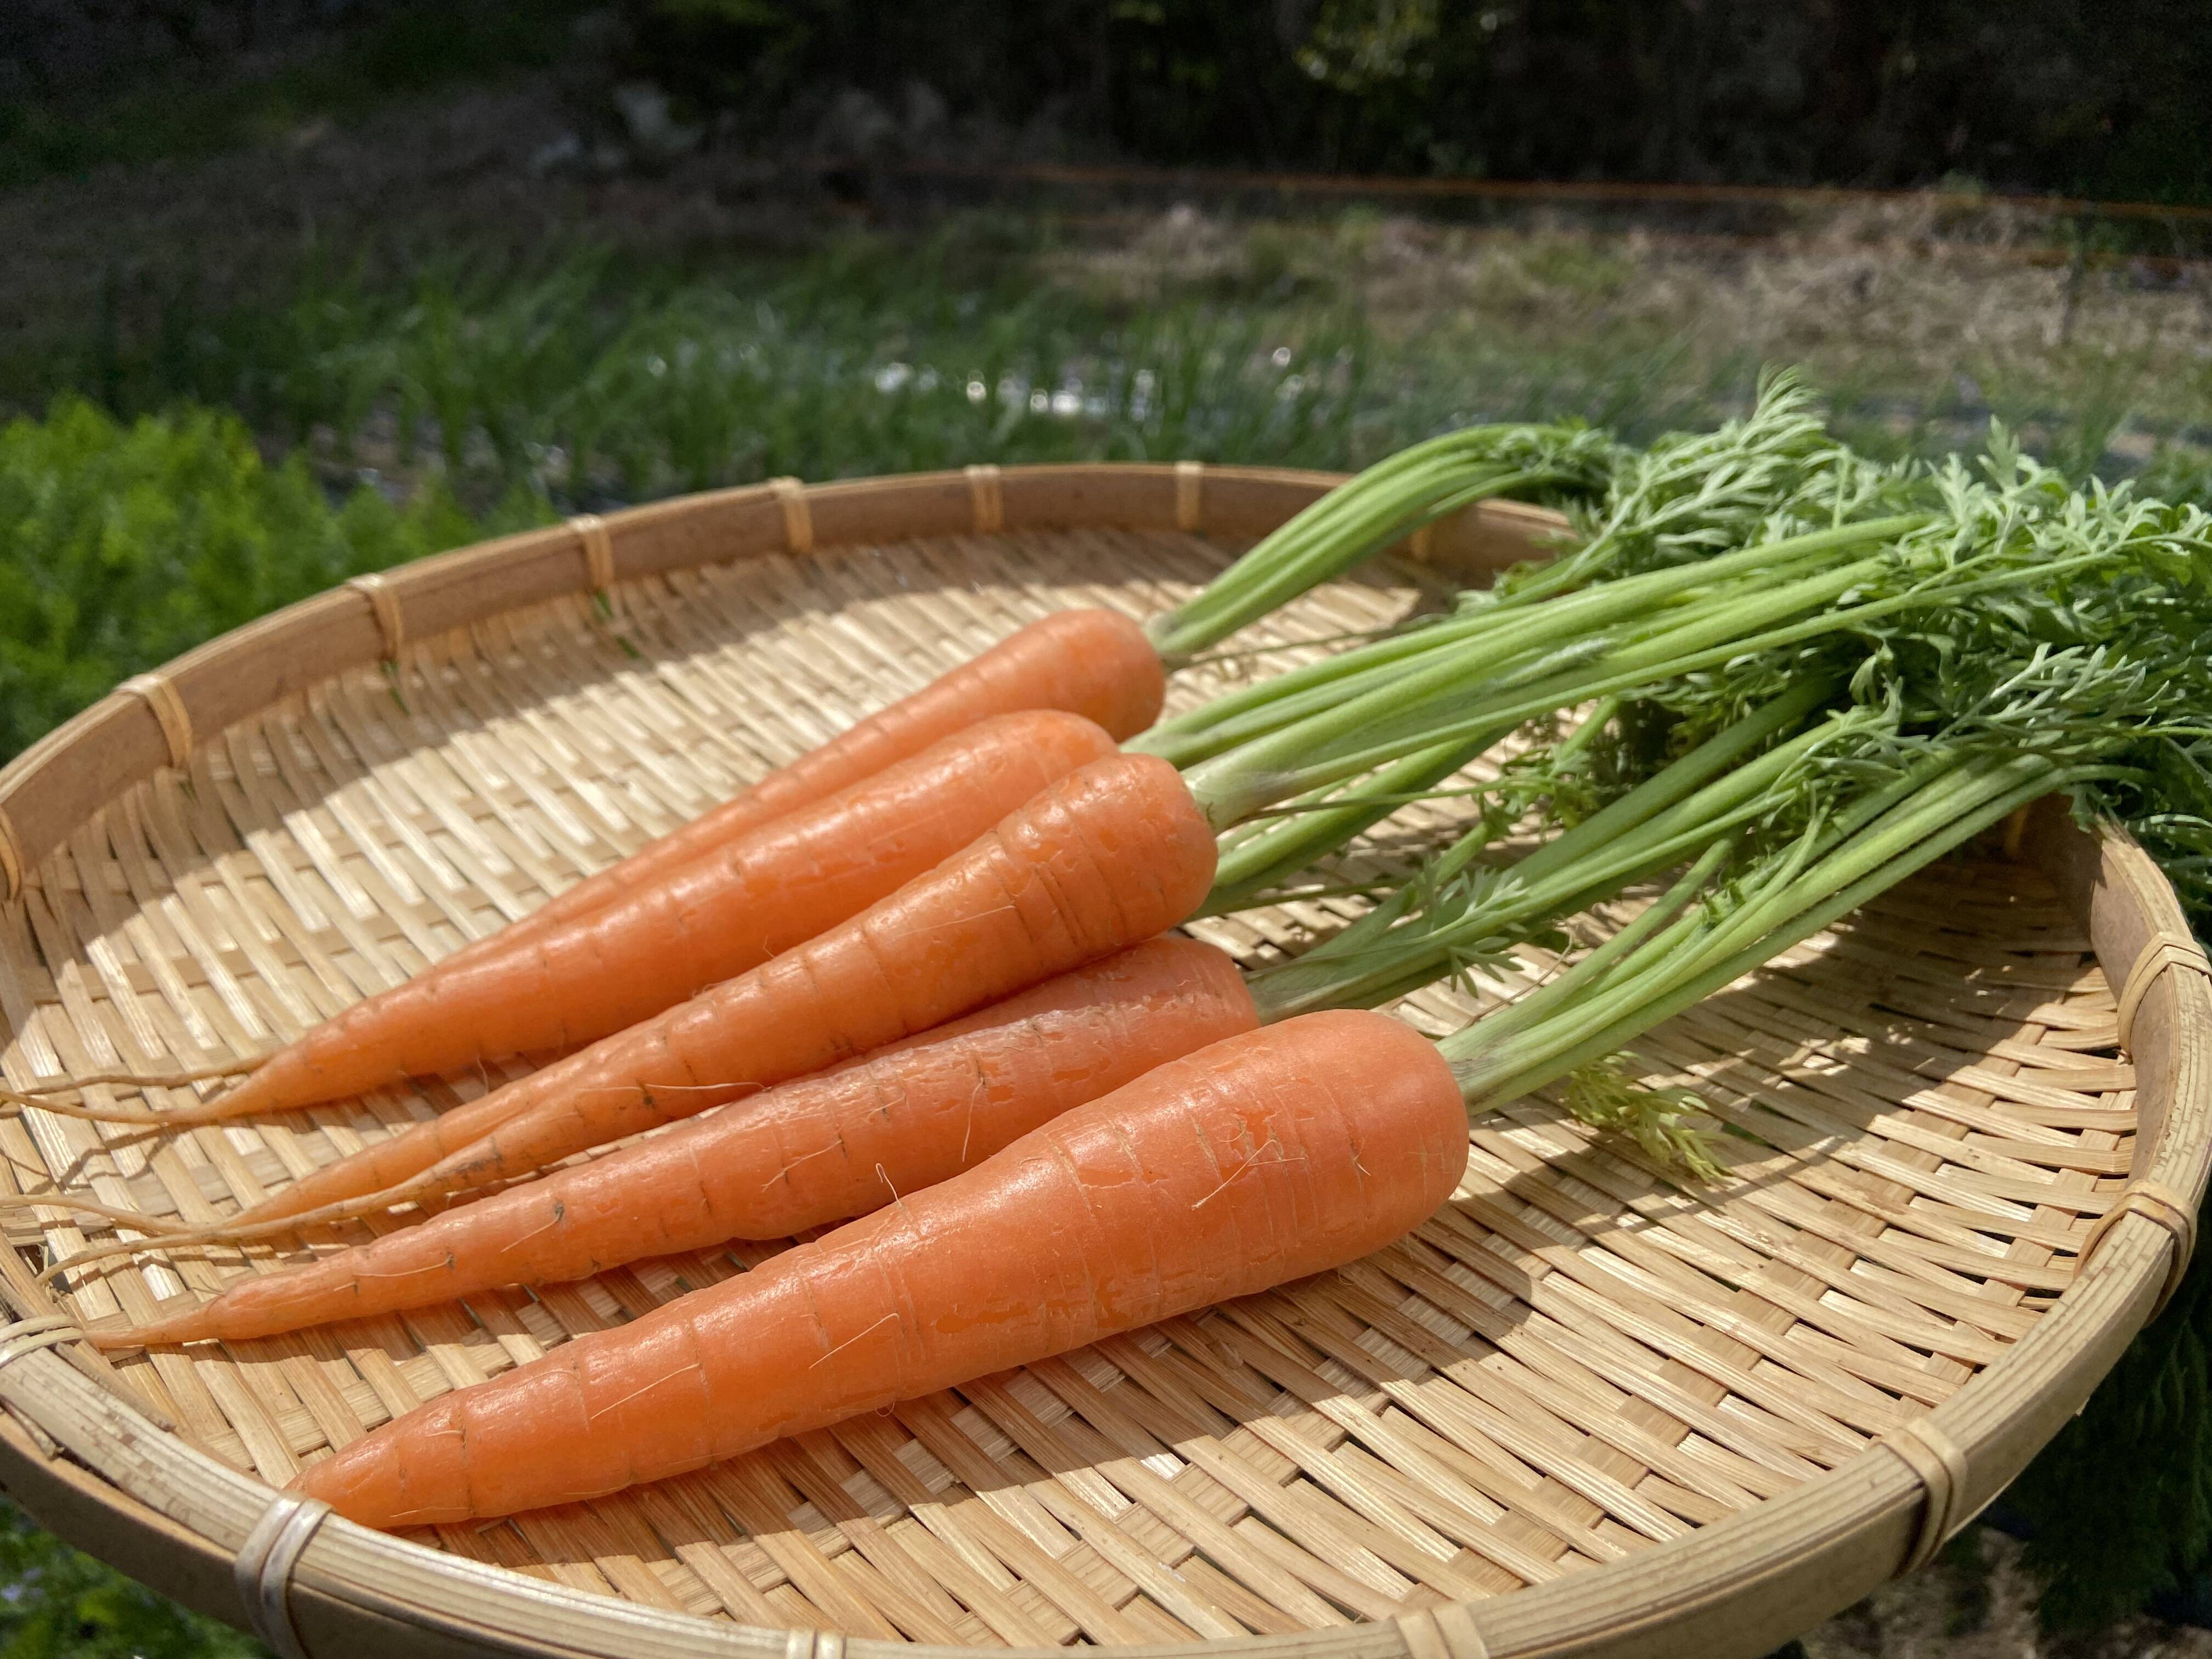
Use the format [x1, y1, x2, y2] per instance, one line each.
[0, 1494, 263, 1659]
[0, 397, 538, 761]
[78, 240, 1380, 505]
[2008, 1250, 2212, 1627]
[0, 0, 591, 191]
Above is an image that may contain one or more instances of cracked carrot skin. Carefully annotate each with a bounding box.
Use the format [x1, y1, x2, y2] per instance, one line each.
[98, 937, 1259, 1347]
[240, 751, 1221, 1224]
[292, 1008, 1469, 1529]
[441, 607, 1164, 967]
[198, 709, 1119, 1121]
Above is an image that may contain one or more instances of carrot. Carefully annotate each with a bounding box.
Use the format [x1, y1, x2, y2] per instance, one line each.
[94, 938, 1259, 1347]
[442, 607, 1163, 961]
[126, 710, 1117, 1124]
[291, 1008, 1468, 1528]
[7, 608, 1161, 1120]
[232, 751, 1218, 1226]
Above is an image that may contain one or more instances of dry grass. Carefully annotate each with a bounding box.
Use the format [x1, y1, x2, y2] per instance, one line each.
[1063, 198, 2212, 474]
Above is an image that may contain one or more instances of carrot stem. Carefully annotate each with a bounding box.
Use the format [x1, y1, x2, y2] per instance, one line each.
[1144, 419, 1611, 662]
[1240, 681, 1835, 1020]
[1445, 753, 2075, 1109]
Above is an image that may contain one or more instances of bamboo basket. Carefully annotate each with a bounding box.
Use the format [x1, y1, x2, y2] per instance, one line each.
[0, 464, 2204, 1659]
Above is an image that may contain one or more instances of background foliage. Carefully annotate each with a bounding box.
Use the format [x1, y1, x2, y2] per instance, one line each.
[0, 398, 510, 759]
[622, 0, 2212, 203]
[7, 2, 2210, 204]
[0, 1494, 261, 1659]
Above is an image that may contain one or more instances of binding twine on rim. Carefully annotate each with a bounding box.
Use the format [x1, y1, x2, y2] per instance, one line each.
[2082, 1178, 2197, 1320]
[569, 513, 616, 595]
[1393, 1602, 1488, 1659]
[119, 673, 192, 771]
[234, 1492, 332, 1659]
[0, 1308, 172, 1426]
[0, 1314, 88, 1459]
[2115, 928, 2211, 1054]
[346, 573, 405, 661]
[0, 804, 22, 905]
[965, 464, 1003, 534]
[0, 1314, 86, 1374]
[1879, 1415, 1972, 1574]
[1175, 459, 1205, 533]
[783, 1632, 844, 1659]
[770, 476, 812, 555]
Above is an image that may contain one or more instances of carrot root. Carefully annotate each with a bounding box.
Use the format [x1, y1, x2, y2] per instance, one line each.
[225, 750, 1220, 1229]
[0, 1059, 269, 1125]
[0, 1193, 200, 1237]
[292, 1009, 1468, 1529]
[196, 709, 1123, 1122]
[90, 938, 1261, 1347]
[435, 607, 1164, 970]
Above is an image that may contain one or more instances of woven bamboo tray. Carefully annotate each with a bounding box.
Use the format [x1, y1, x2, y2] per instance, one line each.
[0, 464, 2204, 1659]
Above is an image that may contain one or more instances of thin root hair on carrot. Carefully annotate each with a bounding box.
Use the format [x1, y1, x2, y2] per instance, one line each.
[0, 1091, 232, 1126]
[4, 1059, 264, 1096]
[0, 1191, 200, 1234]
[31, 1172, 437, 1289]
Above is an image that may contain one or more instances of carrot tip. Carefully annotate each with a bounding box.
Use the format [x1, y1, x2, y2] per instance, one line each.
[86, 1307, 215, 1351]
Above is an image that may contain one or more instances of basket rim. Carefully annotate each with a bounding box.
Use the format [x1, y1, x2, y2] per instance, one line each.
[0, 462, 2199, 1659]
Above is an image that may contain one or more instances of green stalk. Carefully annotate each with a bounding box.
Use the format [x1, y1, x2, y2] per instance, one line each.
[1135, 513, 1923, 764]
[1505, 679, 1835, 885]
[1446, 753, 2066, 1104]
[1484, 838, 1738, 1037]
[1241, 682, 1835, 1015]
[1200, 727, 1511, 914]
[1201, 526, 2109, 823]
[1181, 544, 1905, 826]
[1431, 747, 1958, 1065]
[1145, 462, 1562, 663]
[1243, 744, 1800, 1017]
[1453, 750, 1959, 1066]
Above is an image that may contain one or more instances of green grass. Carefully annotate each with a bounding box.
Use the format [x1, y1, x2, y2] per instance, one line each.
[23, 214, 2202, 534]
[104, 236, 1389, 493]
[0, 396, 537, 760]
[68, 238, 1379, 509]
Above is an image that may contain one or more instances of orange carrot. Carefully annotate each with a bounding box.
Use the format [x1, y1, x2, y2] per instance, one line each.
[95, 938, 1259, 1346]
[8, 609, 1160, 1120]
[443, 606, 1163, 962]
[163, 709, 1117, 1122]
[235, 752, 1218, 1225]
[292, 1008, 1468, 1528]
